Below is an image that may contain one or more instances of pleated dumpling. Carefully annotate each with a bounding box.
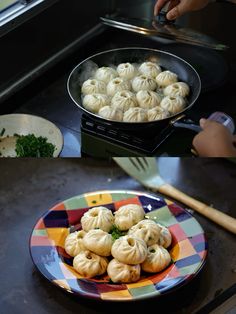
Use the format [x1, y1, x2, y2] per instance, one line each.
[114, 204, 145, 231]
[111, 91, 138, 112]
[83, 229, 113, 256]
[139, 62, 162, 78]
[157, 224, 172, 249]
[136, 90, 162, 109]
[117, 63, 137, 80]
[64, 230, 86, 257]
[111, 235, 147, 264]
[107, 78, 131, 97]
[164, 82, 190, 98]
[128, 219, 161, 246]
[98, 106, 123, 121]
[73, 250, 108, 278]
[94, 67, 118, 83]
[156, 71, 178, 88]
[107, 259, 141, 283]
[132, 75, 157, 92]
[81, 206, 114, 232]
[123, 107, 148, 123]
[81, 79, 106, 95]
[160, 95, 186, 114]
[141, 244, 171, 273]
[83, 94, 109, 113]
[147, 107, 170, 121]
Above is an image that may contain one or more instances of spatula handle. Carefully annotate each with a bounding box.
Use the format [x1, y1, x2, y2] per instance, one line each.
[158, 183, 236, 234]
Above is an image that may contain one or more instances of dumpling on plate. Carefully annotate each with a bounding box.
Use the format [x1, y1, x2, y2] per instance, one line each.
[83, 229, 113, 256]
[83, 94, 109, 113]
[164, 82, 190, 98]
[73, 250, 108, 278]
[98, 106, 123, 121]
[107, 259, 141, 283]
[147, 107, 170, 121]
[139, 62, 162, 78]
[64, 230, 86, 257]
[136, 90, 162, 109]
[117, 63, 137, 80]
[111, 235, 147, 264]
[114, 204, 145, 231]
[132, 75, 157, 92]
[111, 91, 138, 112]
[123, 107, 148, 123]
[94, 67, 118, 83]
[156, 71, 178, 88]
[81, 206, 114, 232]
[141, 244, 171, 273]
[160, 95, 186, 114]
[107, 78, 131, 97]
[128, 219, 161, 246]
[81, 79, 106, 95]
[157, 224, 172, 249]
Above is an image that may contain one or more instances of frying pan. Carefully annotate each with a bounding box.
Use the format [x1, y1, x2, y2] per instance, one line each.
[67, 47, 201, 131]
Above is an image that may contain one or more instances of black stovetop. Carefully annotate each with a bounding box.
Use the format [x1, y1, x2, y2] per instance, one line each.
[1, 27, 235, 157]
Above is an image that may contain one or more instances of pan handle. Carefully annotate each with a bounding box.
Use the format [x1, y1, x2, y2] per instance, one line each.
[170, 115, 202, 133]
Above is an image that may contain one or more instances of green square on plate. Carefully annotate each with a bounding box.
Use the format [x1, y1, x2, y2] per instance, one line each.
[111, 192, 137, 202]
[178, 262, 202, 276]
[129, 284, 158, 297]
[179, 218, 204, 237]
[64, 196, 88, 210]
[146, 206, 178, 227]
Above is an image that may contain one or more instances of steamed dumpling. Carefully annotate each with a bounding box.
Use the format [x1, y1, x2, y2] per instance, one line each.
[81, 206, 114, 232]
[114, 204, 145, 231]
[136, 90, 162, 109]
[83, 94, 109, 113]
[157, 224, 172, 248]
[147, 107, 170, 121]
[128, 219, 161, 246]
[73, 250, 108, 278]
[98, 106, 123, 121]
[160, 95, 186, 114]
[156, 71, 178, 88]
[107, 259, 141, 283]
[123, 107, 148, 123]
[107, 78, 131, 97]
[111, 91, 138, 112]
[83, 229, 113, 256]
[111, 235, 147, 264]
[117, 63, 137, 80]
[164, 82, 190, 98]
[81, 79, 106, 95]
[141, 244, 171, 273]
[139, 62, 162, 78]
[94, 67, 118, 83]
[64, 230, 86, 257]
[132, 75, 157, 92]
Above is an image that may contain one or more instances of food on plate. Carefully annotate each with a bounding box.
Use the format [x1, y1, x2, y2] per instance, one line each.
[81, 206, 114, 232]
[98, 106, 123, 121]
[107, 259, 141, 283]
[164, 82, 190, 98]
[94, 67, 118, 83]
[157, 223, 172, 249]
[83, 229, 113, 256]
[147, 107, 170, 121]
[139, 62, 162, 78]
[83, 94, 109, 113]
[128, 219, 161, 246]
[111, 91, 138, 112]
[107, 77, 131, 97]
[81, 79, 106, 95]
[141, 244, 171, 273]
[64, 230, 87, 257]
[132, 75, 157, 92]
[156, 70, 178, 88]
[114, 204, 145, 230]
[117, 62, 137, 80]
[123, 107, 148, 123]
[160, 95, 186, 114]
[136, 90, 162, 109]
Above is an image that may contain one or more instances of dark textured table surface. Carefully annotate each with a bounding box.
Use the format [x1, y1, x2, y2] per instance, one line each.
[0, 157, 235, 313]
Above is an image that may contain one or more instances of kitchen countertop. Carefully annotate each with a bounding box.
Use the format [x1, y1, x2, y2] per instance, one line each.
[0, 157, 235, 313]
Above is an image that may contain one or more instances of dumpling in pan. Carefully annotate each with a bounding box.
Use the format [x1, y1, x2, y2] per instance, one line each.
[98, 106, 123, 121]
[111, 235, 147, 264]
[147, 107, 170, 121]
[107, 259, 141, 283]
[160, 95, 186, 114]
[132, 75, 157, 92]
[83, 229, 113, 256]
[107, 78, 131, 97]
[117, 63, 137, 80]
[141, 244, 171, 273]
[81, 79, 106, 95]
[64, 230, 86, 257]
[156, 71, 178, 88]
[123, 107, 148, 123]
[73, 250, 108, 278]
[128, 219, 161, 246]
[164, 82, 190, 98]
[157, 224, 172, 249]
[83, 94, 109, 113]
[81, 206, 114, 232]
[111, 91, 138, 112]
[136, 90, 162, 109]
[114, 204, 145, 231]
[139, 62, 162, 78]
[94, 67, 118, 83]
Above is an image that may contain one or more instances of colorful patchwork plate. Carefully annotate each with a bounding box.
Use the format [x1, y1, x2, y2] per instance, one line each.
[29, 190, 208, 302]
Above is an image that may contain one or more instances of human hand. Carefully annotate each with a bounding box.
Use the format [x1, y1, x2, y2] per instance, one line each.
[154, 0, 210, 20]
[192, 118, 236, 157]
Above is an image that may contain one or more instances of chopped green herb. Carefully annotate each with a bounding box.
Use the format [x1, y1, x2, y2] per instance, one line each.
[92, 200, 97, 204]
[109, 225, 127, 240]
[0, 128, 5, 137]
[150, 249, 156, 253]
